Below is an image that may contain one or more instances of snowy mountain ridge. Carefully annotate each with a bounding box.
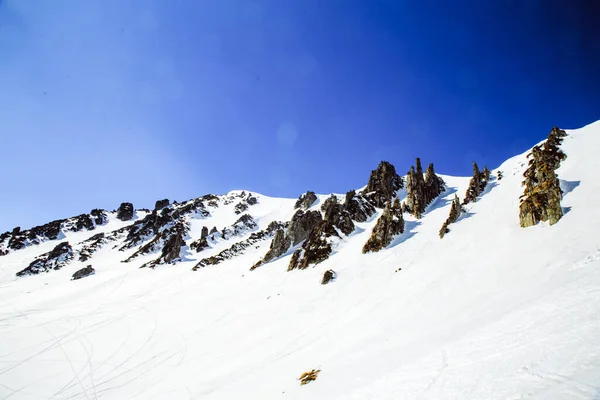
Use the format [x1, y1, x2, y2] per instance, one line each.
[0, 121, 599, 399]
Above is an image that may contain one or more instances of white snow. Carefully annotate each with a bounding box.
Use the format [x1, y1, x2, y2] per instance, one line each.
[0, 121, 600, 399]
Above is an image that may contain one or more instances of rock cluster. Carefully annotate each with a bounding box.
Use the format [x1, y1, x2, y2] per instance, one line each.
[405, 159, 445, 218]
[463, 162, 491, 205]
[16, 242, 74, 276]
[439, 195, 462, 238]
[343, 190, 376, 222]
[195, 221, 285, 270]
[361, 161, 403, 208]
[294, 191, 317, 210]
[362, 198, 404, 253]
[251, 211, 322, 269]
[519, 127, 567, 227]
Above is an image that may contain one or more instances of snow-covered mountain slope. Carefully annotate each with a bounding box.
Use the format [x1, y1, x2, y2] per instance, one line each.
[0, 121, 599, 399]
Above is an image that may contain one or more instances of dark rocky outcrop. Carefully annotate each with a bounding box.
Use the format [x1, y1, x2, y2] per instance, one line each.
[154, 199, 170, 211]
[120, 208, 173, 251]
[343, 190, 376, 222]
[195, 221, 285, 270]
[519, 126, 568, 227]
[73, 214, 94, 231]
[126, 220, 189, 264]
[287, 220, 337, 271]
[201, 226, 209, 239]
[321, 269, 336, 285]
[190, 237, 210, 252]
[321, 195, 355, 236]
[222, 214, 257, 240]
[405, 163, 424, 218]
[90, 209, 108, 225]
[405, 159, 445, 218]
[294, 191, 318, 210]
[361, 161, 403, 208]
[439, 195, 463, 238]
[362, 199, 404, 253]
[234, 202, 249, 214]
[72, 265, 95, 280]
[171, 198, 209, 220]
[142, 224, 187, 268]
[17, 242, 74, 276]
[463, 162, 491, 205]
[497, 171, 504, 180]
[251, 211, 322, 269]
[116, 202, 134, 221]
[424, 163, 446, 205]
[246, 196, 258, 205]
[209, 226, 218, 235]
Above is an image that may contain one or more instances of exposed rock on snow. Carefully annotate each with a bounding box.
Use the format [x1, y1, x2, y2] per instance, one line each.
[321, 269, 336, 285]
[463, 162, 491, 205]
[361, 161, 403, 208]
[405, 159, 445, 218]
[439, 195, 463, 238]
[72, 265, 95, 280]
[222, 214, 258, 240]
[16, 242, 74, 276]
[519, 126, 568, 227]
[363, 198, 404, 253]
[154, 199, 170, 211]
[252, 212, 322, 269]
[116, 202, 134, 221]
[294, 191, 318, 210]
[343, 190, 376, 223]
[195, 221, 285, 270]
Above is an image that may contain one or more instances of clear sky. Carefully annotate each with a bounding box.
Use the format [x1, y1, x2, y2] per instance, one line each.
[1, 0, 599, 232]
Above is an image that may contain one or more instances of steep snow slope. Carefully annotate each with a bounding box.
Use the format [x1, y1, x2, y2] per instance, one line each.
[0, 122, 599, 399]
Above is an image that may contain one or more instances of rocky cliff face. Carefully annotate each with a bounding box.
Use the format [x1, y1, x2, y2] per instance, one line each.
[519, 127, 567, 227]
[6, 125, 575, 282]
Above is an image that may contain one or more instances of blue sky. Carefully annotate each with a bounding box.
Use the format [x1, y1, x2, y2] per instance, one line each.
[1, 0, 599, 232]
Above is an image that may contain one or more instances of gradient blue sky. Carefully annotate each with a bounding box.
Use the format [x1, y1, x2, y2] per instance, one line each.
[1, 0, 599, 232]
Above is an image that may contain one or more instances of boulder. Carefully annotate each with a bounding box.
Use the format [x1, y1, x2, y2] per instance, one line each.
[72, 265, 95, 280]
[321, 269, 336, 285]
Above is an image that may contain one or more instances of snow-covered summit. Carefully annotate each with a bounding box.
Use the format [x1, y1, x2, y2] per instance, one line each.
[0, 121, 599, 399]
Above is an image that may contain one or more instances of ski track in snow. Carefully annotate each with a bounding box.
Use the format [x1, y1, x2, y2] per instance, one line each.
[0, 121, 600, 398]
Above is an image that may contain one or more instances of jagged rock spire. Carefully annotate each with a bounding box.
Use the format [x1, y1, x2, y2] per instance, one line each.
[294, 191, 318, 210]
[463, 162, 490, 205]
[439, 195, 462, 238]
[362, 161, 403, 208]
[519, 126, 567, 227]
[405, 158, 445, 219]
